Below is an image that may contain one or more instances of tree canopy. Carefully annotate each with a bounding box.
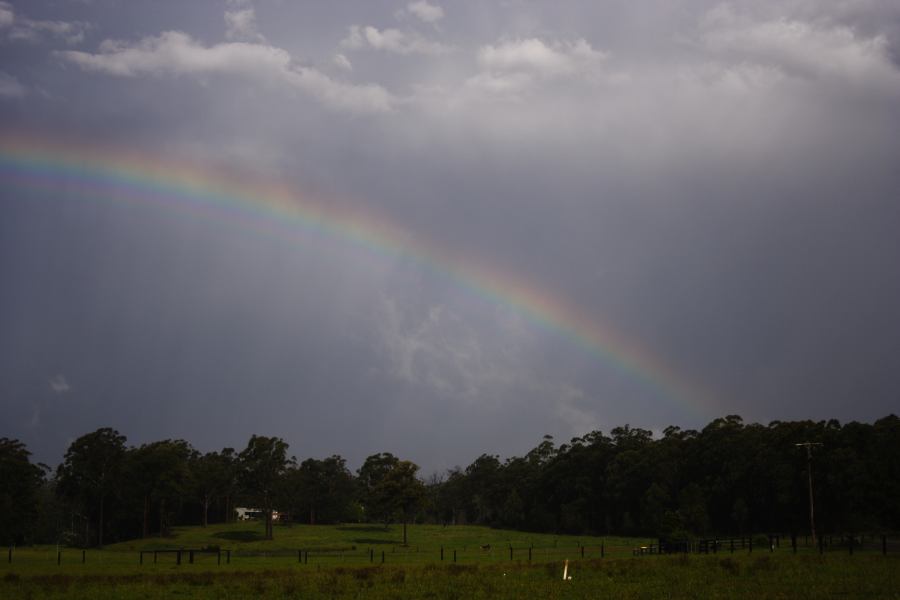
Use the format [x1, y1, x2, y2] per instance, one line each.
[2, 415, 897, 546]
[0, 438, 46, 545]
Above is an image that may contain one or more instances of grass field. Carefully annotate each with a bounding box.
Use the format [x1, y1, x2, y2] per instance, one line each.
[2, 523, 898, 598]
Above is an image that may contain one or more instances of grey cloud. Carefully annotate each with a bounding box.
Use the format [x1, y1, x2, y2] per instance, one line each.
[57, 31, 395, 113]
[49, 374, 70, 394]
[224, 6, 265, 43]
[0, 71, 24, 97]
[341, 24, 452, 55]
[332, 53, 353, 71]
[476, 37, 607, 76]
[0, 1, 88, 44]
[699, 5, 900, 90]
[405, 1, 444, 25]
[375, 295, 534, 403]
[2, 0, 899, 471]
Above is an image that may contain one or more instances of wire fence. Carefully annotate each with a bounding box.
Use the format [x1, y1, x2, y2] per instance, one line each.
[4, 533, 897, 570]
[651, 533, 900, 556]
[2, 542, 634, 569]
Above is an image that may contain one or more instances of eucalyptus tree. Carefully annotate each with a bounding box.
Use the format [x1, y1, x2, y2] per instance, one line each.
[461, 454, 506, 525]
[56, 428, 127, 547]
[238, 435, 289, 540]
[287, 455, 354, 525]
[0, 438, 46, 545]
[190, 449, 236, 527]
[357, 453, 426, 544]
[127, 440, 193, 537]
[357, 452, 399, 525]
[376, 460, 426, 546]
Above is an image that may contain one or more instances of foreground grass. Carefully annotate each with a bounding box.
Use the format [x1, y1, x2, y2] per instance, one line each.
[1, 554, 898, 599]
[2, 525, 898, 598]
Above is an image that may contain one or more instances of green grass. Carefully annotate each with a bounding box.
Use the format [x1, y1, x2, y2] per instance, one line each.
[118, 520, 644, 554]
[0, 522, 646, 573]
[1, 524, 898, 598]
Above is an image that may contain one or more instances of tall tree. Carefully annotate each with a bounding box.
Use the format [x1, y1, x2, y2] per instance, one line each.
[217, 448, 239, 524]
[357, 452, 399, 525]
[56, 428, 126, 547]
[0, 438, 46, 545]
[287, 456, 354, 525]
[357, 453, 427, 544]
[127, 440, 192, 537]
[376, 461, 426, 546]
[238, 435, 288, 540]
[190, 450, 234, 527]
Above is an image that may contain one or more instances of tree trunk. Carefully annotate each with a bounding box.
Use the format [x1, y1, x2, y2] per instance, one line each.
[202, 496, 210, 528]
[159, 498, 166, 537]
[142, 495, 150, 538]
[98, 495, 104, 548]
[403, 519, 408, 546]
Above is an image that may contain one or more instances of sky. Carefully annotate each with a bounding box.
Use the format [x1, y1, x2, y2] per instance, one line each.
[1, 0, 899, 474]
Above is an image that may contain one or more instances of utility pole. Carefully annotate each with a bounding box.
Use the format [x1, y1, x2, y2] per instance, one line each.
[796, 442, 822, 546]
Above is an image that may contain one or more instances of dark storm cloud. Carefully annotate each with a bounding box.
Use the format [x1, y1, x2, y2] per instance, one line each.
[1, 0, 899, 472]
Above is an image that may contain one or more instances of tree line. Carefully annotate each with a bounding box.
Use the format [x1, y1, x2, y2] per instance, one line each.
[1, 415, 898, 547]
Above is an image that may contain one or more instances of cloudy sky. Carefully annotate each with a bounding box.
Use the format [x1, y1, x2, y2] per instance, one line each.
[1, 0, 899, 473]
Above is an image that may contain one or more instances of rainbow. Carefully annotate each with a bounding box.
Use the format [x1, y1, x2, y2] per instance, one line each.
[0, 132, 716, 416]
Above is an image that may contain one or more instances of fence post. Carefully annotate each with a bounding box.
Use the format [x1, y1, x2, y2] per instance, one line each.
[189, 550, 194, 564]
[453, 549, 457, 563]
[140, 552, 143, 565]
[381, 550, 385, 564]
[600, 542, 604, 558]
[7, 547, 11, 563]
[528, 547, 532, 562]
[730, 539, 734, 554]
[82, 549, 86, 564]
[849, 536, 853, 556]
[581, 546, 585, 559]
[298, 550, 302, 563]
[57, 551, 61, 565]
[883, 535, 887, 556]
[218, 550, 221, 566]
[440, 546, 443, 561]
[792, 534, 797, 554]
[227, 550, 231, 564]
[509, 546, 513, 561]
